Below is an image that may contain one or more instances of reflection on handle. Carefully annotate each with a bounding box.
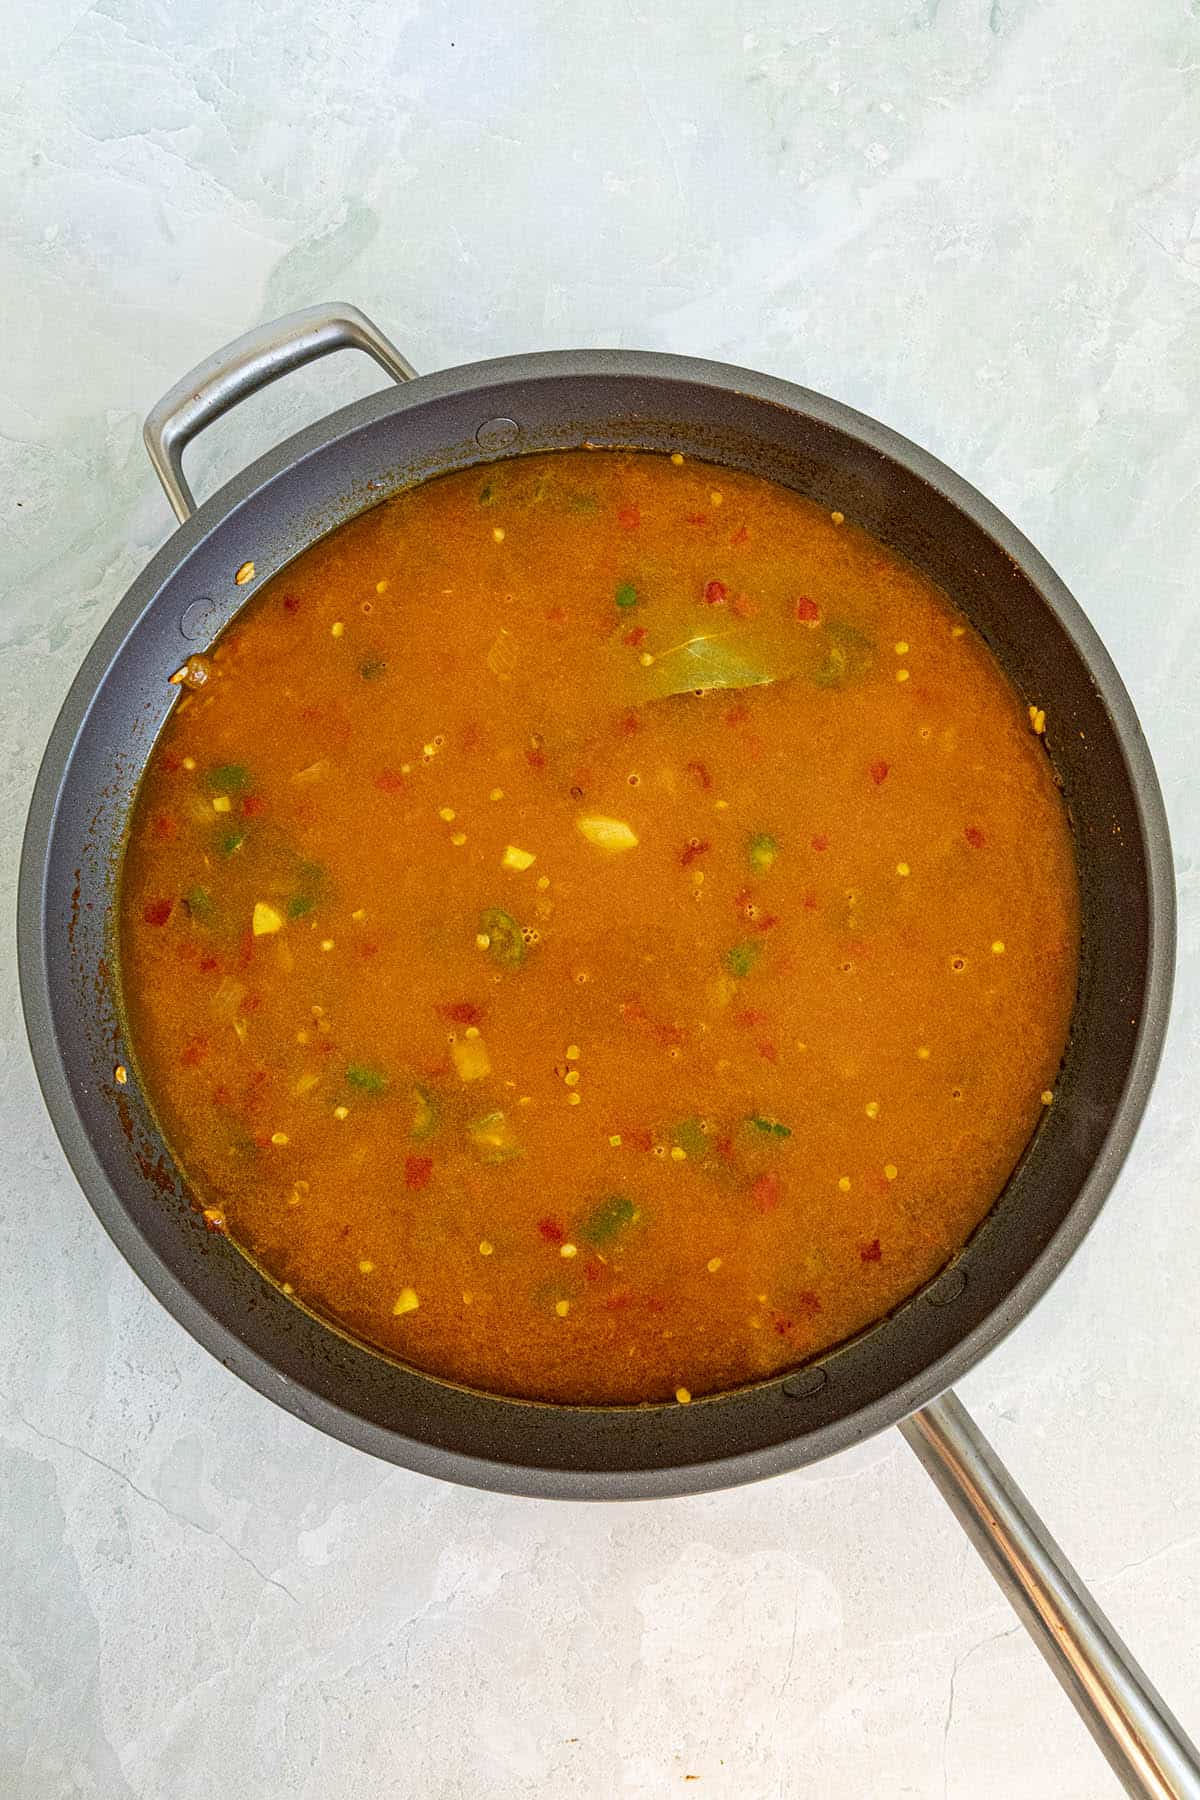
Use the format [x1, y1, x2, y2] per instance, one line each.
[901, 1392, 1200, 1799]
[143, 302, 417, 522]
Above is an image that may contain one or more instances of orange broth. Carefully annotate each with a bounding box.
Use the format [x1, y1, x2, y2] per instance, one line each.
[119, 450, 1079, 1404]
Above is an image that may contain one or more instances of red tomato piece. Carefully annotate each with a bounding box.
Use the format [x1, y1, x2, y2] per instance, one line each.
[752, 1172, 782, 1213]
[870, 760, 889, 786]
[965, 825, 986, 848]
[438, 1001, 484, 1025]
[793, 595, 821, 623]
[618, 504, 641, 530]
[860, 1239, 883, 1263]
[703, 579, 728, 606]
[405, 1155, 433, 1191]
[142, 898, 173, 926]
[241, 794, 266, 817]
[538, 1218, 566, 1244]
[374, 769, 406, 792]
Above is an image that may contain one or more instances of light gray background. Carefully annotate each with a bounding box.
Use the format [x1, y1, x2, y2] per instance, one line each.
[2, 3, 1197, 1796]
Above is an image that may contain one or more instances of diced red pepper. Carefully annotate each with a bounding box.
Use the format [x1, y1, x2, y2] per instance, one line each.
[724, 702, 750, 726]
[142, 898, 173, 926]
[180, 1037, 209, 1067]
[803, 889, 818, 911]
[618, 504, 641, 530]
[241, 793, 266, 817]
[374, 768, 406, 792]
[703, 579, 728, 606]
[729, 524, 750, 547]
[870, 760, 889, 786]
[811, 834, 829, 852]
[965, 825, 986, 848]
[199, 955, 219, 973]
[238, 927, 254, 969]
[437, 1001, 484, 1025]
[152, 813, 177, 841]
[860, 1239, 883, 1263]
[730, 592, 756, 619]
[685, 759, 713, 790]
[618, 710, 642, 735]
[526, 747, 547, 769]
[684, 512, 709, 526]
[160, 752, 182, 774]
[622, 625, 648, 648]
[240, 990, 262, 1013]
[793, 595, 820, 624]
[752, 1172, 782, 1214]
[405, 1155, 433, 1191]
[282, 593, 300, 613]
[758, 1040, 779, 1063]
[538, 1218, 566, 1244]
[679, 839, 710, 867]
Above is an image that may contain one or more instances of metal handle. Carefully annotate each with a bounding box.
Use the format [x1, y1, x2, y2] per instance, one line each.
[902, 1391, 1200, 1798]
[143, 302, 417, 522]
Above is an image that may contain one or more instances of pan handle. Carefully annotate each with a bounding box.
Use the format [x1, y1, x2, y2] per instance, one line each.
[143, 303, 417, 522]
[901, 1392, 1200, 1798]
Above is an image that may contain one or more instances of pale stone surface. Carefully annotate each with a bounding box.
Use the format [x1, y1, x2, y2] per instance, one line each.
[2, 2, 1198, 1795]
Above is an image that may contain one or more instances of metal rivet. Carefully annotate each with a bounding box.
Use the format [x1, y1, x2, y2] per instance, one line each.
[782, 1366, 828, 1400]
[926, 1266, 967, 1308]
[475, 416, 520, 450]
[180, 597, 219, 641]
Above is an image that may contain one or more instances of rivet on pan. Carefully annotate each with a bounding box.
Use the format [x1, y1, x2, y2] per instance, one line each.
[475, 416, 520, 450]
[782, 1366, 828, 1400]
[180, 597, 219, 642]
[926, 1266, 968, 1308]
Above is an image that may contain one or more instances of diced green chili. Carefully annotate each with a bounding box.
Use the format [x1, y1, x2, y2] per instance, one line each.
[205, 762, 250, 792]
[360, 656, 386, 680]
[346, 1064, 388, 1096]
[480, 907, 526, 967]
[479, 481, 497, 506]
[581, 1192, 637, 1246]
[615, 581, 639, 610]
[725, 940, 762, 979]
[467, 1109, 521, 1164]
[565, 491, 599, 515]
[407, 1085, 439, 1139]
[217, 827, 246, 856]
[184, 885, 215, 924]
[748, 832, 779, 876]
[746, 1114, 792, 1139]
[287, 892, 316, 919]
[671, 1118, 710, 1160]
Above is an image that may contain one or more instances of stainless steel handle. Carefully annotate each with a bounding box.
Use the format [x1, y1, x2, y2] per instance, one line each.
[143, 302, 417, 522]
[902, 1392, 1200, 1798]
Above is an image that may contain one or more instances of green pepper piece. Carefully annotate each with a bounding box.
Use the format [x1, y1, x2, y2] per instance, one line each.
[346, 1064, 387, 1096]
[184, 885, 215, 924]
[407, 1085, 439, 1139]
[581, 1193, 637, 1246]
[725, 941, 762, 979]
[205, 762, 250, 793]
[748, 832, 779, 876]
[360, 656, 386, 680]
[746, 1114, 792, 1139]
[615, 581, 638, 610]
[467, 1109, 521, 1164]
[480, 907, 526, 967]
[217, 827, 246, 856]
[287, 893, 316, 919]
[671, 1118, 710, 1160]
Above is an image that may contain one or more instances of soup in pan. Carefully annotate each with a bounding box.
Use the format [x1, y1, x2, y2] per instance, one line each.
[119, 450, 1078, 1404]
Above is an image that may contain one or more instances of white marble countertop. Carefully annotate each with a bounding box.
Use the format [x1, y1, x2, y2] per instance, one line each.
[2, 3, 1198, 1795]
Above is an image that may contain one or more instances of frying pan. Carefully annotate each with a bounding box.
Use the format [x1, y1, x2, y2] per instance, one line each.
[18, 303, 1199, 1798]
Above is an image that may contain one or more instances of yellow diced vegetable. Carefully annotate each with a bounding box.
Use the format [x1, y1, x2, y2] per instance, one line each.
[392, 1288, 420, 1316]
[467, 1109, 521, 1162]
[502, 845, 537, 872]
[576, 815, 639, 852]
[452, 1036, 492, 1082]
[252, 902, 284, 936]
[211, 795, 232, 813]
